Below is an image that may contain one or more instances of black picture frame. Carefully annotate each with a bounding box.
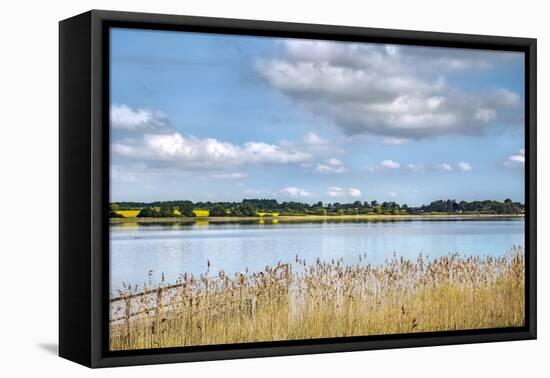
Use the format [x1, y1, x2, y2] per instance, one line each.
[59, 9, 537, 368]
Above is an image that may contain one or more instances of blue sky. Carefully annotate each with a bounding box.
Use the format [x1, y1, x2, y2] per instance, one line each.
[110, 28, 525, 206]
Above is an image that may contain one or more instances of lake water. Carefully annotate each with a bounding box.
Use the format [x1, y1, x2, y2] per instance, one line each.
[110, 218, 524, 294]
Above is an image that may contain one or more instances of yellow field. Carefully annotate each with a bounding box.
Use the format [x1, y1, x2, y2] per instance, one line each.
[116, 209, 206, 217]
[257, 212, 279, 217]
[115, 210, 140, 218]
[110, 247, 524, 350]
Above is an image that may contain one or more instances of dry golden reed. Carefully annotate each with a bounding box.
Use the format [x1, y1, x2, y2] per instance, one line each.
[110, 247, 525, 350]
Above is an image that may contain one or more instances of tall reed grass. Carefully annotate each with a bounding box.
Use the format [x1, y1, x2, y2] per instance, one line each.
[110, 247, 524, 350]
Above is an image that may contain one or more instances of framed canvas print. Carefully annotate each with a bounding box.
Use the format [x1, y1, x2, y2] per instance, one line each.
[59, 10, 537, 368]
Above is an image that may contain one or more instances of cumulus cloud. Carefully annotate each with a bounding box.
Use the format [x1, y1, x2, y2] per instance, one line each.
[368, 159, 401, 172]
[388, 192, 397, 198]
[304, 132, 329, 145]
[458, 161, 472, 171]
[281, 186, 311, 198]
[327, 186, 344, 197]
[327, 186, 361, 198]
[436, 162, 453, 171]
[315, 158, 346, 174]
[474, 108, 497, 123]
[380, 160, 400, 169]
[111, 104, 167, 130]
[504, 148, 525, 168]
[348, 188, 362, 197]
[256, 40, 522, 140]
[371, 160, 476, 174]
[113, 132, 313, 169]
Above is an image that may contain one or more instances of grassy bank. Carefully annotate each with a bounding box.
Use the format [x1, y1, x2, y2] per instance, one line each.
[110, 213, 525, 224]
[109, 247, 525, 350]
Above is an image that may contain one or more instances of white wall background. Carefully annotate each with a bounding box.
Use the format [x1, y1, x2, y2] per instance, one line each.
[0, 0, 546, 375]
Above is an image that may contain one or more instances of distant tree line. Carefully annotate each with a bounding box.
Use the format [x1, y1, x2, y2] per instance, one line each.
[110, 198, 524, 218]
[419, 199, 523, 214]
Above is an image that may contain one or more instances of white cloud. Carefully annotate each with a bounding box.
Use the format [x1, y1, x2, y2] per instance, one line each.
[281, 186, 311, 198]
[241, 141, 311, 164]
[380, 160, 400, 169]
[504, 148, 525, 168]
[389, 192, 397, 198]
[474, 108, 497, 123]
[327, 186, 344, 197]
[304, 132, 329, 145]
[210, 172, 248, 179]
[111, 104, 166, 130]
[113, 132, 313, 168]
[383, 137, 409, 145]
[315, 158, 346, 174]
[257, 41, 522, 140]
[510, 149, 525, 163]
[458, 161, 472, 171]
[407, 163, 425, 173]
[327, 186, 362, 198]
[435, 162, 453, 171]
[348, 188, 362, 197]
[492, 89, 521, 107]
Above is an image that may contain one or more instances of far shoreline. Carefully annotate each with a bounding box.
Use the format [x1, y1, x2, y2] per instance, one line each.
[110, 213, 525, 224]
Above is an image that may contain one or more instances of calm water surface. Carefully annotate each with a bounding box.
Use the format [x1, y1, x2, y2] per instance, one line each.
[110, 219, 524, 293]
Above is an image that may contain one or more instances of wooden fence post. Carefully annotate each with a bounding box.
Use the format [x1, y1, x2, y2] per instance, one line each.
[155, 287, 164, 345]
[124, 296, 131, 344]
